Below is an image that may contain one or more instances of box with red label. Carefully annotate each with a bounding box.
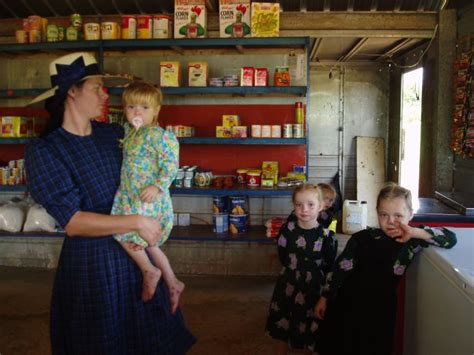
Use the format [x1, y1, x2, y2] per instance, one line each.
[160, 61, 181, 87]
[240, 67, 254, 86]
[174, 0, 207, 39]
[188, 61, 208, 86]
[254, 68, 268, 86]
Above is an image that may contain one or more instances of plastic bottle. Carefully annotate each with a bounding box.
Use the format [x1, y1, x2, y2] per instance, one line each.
[342, 200, 368, 234]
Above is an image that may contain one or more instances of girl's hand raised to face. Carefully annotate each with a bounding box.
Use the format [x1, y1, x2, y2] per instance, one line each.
[390, 223, 414, 243]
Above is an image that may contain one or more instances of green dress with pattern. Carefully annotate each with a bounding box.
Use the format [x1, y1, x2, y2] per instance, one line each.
[265, 220, 338, 351]
[111, 124, 179, 247]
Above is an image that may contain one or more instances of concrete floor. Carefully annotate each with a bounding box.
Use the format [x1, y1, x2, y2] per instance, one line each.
[0, 266, 280, 355]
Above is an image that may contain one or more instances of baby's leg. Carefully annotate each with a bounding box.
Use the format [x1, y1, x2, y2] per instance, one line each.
[120, 241, 162, 302]
[147, 246, 185, 314]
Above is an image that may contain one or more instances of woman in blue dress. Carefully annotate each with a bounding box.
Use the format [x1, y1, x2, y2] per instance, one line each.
[25, 52, 196, 354]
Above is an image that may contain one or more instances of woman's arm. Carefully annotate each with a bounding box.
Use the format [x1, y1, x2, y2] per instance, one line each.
[65, 211, 161, 246]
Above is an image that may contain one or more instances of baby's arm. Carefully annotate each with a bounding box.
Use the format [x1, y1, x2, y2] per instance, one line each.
[155, 130, 179, 191]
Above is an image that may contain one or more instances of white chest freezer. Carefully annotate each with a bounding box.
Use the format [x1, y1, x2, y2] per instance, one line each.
[403, 227, 474, 355]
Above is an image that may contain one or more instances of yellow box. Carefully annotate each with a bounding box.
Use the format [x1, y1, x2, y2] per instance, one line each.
[188, 61, 208, 87]
[160, 61, 181, 87]
[222, 114, 240, 127]
[251, 2, 279, 37]
[13, 116, 29, 137]
[261, 161, 279, 184]
[216, 126, 232, 137]
[1, 116, 15, 137]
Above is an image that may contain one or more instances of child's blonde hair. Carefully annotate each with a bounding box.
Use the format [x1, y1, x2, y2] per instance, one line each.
[376, 182, 413, 214]
[122, 82, 163, 124]
[292, 183, 324, 204]
[318, 183, 337, 201]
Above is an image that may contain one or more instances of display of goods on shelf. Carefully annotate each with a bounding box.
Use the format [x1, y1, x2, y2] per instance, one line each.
[451, 51, 473, 156]
[84, 23, 100, 40]
[261, 161, 278, 186]
[0, 116, 41, 137]
[174, 0, 207, 39]
[14, 14, 84, 43]
[250, 2, 279, 38]
[0, 159, 25, 186]
[265, 216, 285, 238]
[188, 61, 208, 87]
[241, 67, 254, 86]
[219, 0, 251, 38]
[101, 22, 120, 40]
[121, 16, 137, 39]
[254, 68, 269, 86]
[166, 125, 195, 137]
[153, 15, 173, 38]
[250, 124, 282, 138]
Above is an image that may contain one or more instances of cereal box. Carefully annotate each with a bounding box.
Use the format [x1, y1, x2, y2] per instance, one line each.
[1, 116, 14, 137]
[251, 2, 280, 37]
[188, 61, 208, 87]
[222, 114, 241, 127]
[160, 61, 181, 87]
[219, 0, 251, 38]
[174, 0, 207, 39]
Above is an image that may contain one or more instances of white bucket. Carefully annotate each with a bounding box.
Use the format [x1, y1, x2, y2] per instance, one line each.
[342, 200, 368, 234]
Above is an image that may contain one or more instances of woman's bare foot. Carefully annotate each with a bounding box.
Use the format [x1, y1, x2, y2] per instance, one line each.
[169, 279, 185, 314]
[142, 268, 162, 302]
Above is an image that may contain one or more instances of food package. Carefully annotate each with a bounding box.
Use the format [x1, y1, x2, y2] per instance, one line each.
[160, 61, 181, 87]
[174, 0, 207, 39]
[222, 114, 241, 127]
[251, 2, 280, 37]
[261, 161, 278, 184]
[219, 0, 251, 38]
[231, 126, 248, 138]
[188, 61, 208, 87]
[216, 126, 232, 137]
[240, 67, 254, 86]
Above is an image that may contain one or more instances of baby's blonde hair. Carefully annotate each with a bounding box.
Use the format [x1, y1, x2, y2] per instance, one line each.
[292, 183, 324, 205]
[122, 82, 163, 124]
[376, 182, 413, 214]
[318, 183, 337, 200]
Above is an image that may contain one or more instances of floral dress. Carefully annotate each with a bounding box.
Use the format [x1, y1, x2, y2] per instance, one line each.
[316, 227, 457, 355]
[265, 220, 338, 351]
[112, 124, 179, 247]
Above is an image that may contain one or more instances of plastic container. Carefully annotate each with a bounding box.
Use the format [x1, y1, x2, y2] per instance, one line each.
[213, 213, 229, 234]
[342, 200, 368, 234]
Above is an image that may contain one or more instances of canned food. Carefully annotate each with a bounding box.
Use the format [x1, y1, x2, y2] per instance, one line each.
[261, 125, 271, 138]
[229, 214, 248, 234]
[283, 123, 293, 138]
[153, 15, 172, 38]
[46, 24, 59, 42]
[271, 125, 281, 138]
[84, 23, 100, 40]
[28, 15, 42, 30]
[212, 196, 229, 213]
[66, 26, 79, 41]
[15, 30, 28, 43]
[183, 177, 193, 188]
[57, 26, 65, 41]
[251, 125, 261, 137]
[121, 16, 136, 39]
[101, 22, 119, 40]
[246, 170, 261, 187]
[28, 29, 42, 43]
[236, 169, 248, 184]
[137, 15, 153, 39]
[70, 13, 82, 29]
[293, 123, 304, 138]
[229, 195, 249, 215]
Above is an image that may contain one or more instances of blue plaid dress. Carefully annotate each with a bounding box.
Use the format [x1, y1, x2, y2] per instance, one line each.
[25, 121, 196, 355]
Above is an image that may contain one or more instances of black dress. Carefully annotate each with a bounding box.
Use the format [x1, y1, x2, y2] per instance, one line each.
[316, 227, 456, 355]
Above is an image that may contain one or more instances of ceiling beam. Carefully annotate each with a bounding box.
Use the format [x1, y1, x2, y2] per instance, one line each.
[338, 37, 369, 62]
[280, 29, 433, 38]
[310, 38, 323, 61]
[376, 38, 413, 61]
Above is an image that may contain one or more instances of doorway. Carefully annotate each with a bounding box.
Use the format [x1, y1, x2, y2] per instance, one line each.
[400, 68, 423, 199]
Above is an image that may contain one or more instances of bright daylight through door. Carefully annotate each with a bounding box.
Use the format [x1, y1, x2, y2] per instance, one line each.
[400, 68, 423, 200]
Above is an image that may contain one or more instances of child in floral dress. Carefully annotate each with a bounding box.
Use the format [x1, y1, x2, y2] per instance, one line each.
[111, 82, 184, 312]
[315, 183, 457, 355]
[265, 183, 338, 354]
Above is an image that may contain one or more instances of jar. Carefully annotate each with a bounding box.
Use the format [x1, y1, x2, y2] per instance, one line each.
[236, 169, 248, 184]
[246, 170, 261, 187]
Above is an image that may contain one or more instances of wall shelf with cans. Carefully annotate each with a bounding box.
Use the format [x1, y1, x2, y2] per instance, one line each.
[178, 137, 306, 145]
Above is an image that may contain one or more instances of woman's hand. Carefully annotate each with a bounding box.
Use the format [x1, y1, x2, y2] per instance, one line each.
[315, 297, 328, 320]
[140, 185, 161, 203]
[137, 216, 162, 246]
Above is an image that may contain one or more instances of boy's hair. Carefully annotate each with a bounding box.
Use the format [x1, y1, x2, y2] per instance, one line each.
[318, 183, 337, 200]
[122, 81, 163, 123]
[292, 183, 324, 204]
[376, 182, 413, 214]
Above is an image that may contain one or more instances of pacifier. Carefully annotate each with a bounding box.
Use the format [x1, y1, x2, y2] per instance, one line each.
[131, 116, 143, 129]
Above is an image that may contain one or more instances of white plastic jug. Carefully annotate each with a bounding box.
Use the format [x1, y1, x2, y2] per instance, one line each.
[342, 200, 368, 234]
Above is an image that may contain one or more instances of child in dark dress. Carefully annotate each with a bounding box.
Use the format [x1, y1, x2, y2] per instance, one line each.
[315, 183, 457, 355]
[265, 183, 338, 354]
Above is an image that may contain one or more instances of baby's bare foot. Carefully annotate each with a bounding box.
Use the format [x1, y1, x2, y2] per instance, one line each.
[142, 268, 162, 302]
[169, 279, 185, 314]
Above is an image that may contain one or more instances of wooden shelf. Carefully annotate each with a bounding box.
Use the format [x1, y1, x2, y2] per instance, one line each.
[178, 137, 305, 145]
[171, 186, 293, 196]
[0, 225, 275, 244]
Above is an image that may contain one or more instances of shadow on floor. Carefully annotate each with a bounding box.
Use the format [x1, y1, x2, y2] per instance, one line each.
[0, 267, 278, 355]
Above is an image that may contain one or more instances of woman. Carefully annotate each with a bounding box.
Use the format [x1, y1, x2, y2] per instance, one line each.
[25, 52, 196, 354]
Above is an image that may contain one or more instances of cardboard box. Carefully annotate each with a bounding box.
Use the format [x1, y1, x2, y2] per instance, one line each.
[216, 126, 232, 137]
[219, 0, 251, 38]
[174, 0, 207, 38]
[262, 161, 279, 184]
[251, 2, 279, 37]
[160, 61, 181, 87]
[231, 126, 248, 138]
[222, 114, 241, 127]
[188, 61, 208, 87]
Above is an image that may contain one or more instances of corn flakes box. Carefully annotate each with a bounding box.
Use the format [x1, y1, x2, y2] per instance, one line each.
[222, 114, 241, 127]
[174, 0, 207, 39]
[251, 2, 279, 37]
[188, 61, 208, 87]
[160, 61, 181, 87]
[219, 0, 251, 38]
